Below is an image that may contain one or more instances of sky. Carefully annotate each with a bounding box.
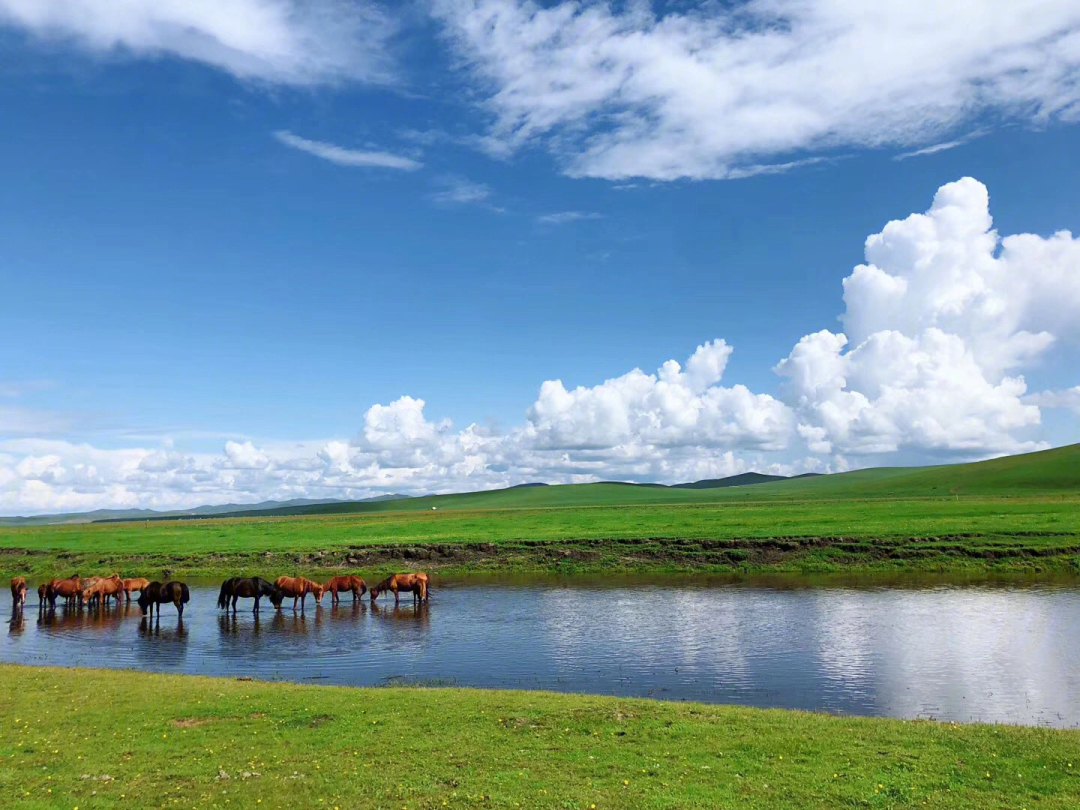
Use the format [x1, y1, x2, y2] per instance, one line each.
[1, 0, 1079, 515]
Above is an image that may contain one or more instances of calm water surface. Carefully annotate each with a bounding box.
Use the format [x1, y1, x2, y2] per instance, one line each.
[4, 575, 1079, 728]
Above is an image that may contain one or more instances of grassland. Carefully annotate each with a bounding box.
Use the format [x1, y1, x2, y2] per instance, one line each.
[1, 444, 1078, 580]
[1, 665, 1078, 809]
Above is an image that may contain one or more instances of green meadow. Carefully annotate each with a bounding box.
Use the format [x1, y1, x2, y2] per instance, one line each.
[1, 444, 1079, 578]
[1, 665, 1078, 810]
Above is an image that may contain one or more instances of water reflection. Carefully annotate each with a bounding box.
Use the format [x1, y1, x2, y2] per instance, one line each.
[1, 577, 1079, 727]
[9, 608, 24, 636]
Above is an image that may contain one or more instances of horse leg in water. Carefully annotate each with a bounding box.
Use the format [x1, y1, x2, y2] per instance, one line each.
[300, 592, 306, 612]
[253, 595, 260, 613]
[175, 595, 184, 617]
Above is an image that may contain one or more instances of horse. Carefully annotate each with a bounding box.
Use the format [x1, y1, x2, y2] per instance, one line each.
[274, 576, 325, 611]
[81, 577, 123, 609]
[217, 577, 283, 612]
[45, 575, 82, 608]
[122, 578, 150, 603]
[37, 583, 47, 608]
[324, 575, 367, 605]
[137, 581, 190, 618]
[75, 574, 121, 609]
[370, 572, 430, 605]
[9, 577, 27, 609]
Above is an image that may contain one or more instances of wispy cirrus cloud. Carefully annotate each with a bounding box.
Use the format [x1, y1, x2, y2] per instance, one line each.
[429, 175, 503, 210]
[274, 131, 422, 171]
[434, 0, 1080, 180]
[0, 0, 397, 86]
[535, 210, 603, 225]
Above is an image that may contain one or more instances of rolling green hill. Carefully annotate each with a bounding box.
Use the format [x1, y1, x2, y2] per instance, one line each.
[198, 443, 1080, 519]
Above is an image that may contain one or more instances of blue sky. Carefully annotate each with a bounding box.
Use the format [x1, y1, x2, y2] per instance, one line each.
[1, 1, 1080, 514]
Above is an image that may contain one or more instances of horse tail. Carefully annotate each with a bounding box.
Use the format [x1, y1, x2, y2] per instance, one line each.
[217, 580, 230, 609]
[180, 583, 190, 604]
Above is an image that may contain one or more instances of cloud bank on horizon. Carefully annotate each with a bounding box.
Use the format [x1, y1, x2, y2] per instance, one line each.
[2, 177, 1078, 514]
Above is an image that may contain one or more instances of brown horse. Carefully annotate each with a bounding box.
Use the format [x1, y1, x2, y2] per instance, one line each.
[122, 578, 151, 603]
[45, 574, 82, 608]
[10, 577, 27, 608]
[81, 577, 124, 609]
[370, 572, 430, 605]
[324, 575, 367, 605]
[37, 583, 47, 607]
[274, 576, 325, 611]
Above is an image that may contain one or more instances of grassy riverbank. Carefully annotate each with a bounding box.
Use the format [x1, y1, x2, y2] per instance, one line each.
[2, 496, 1079, 580]
[1, 445, 1078, 580]
[1, 665, 1077, 809]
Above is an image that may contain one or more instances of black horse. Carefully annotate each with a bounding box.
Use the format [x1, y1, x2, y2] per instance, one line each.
[137, 581, 190, 618]
[217, 577, 283, 612]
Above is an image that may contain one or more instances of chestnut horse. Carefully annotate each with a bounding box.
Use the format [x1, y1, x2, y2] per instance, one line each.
[324, 575, 367, 605]
[370, 572, 429, 605]
[10, 577, 27, 609]
[274, 576, 324, 611]
[81, 577, 124, 609]
[45, 574, 82, 608]
[217, 577, 283, 612]
[138, 581, 190, 618]
[122, 578, 150, 603]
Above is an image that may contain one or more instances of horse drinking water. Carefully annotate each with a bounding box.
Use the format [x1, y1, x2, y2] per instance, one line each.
[217, 577, 284, 612]
[370, 573, 430, 605]
[274, 576, 324, 611]
[324, 575, 367, 605]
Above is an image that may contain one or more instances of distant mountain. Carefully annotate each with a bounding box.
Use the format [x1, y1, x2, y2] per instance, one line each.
[0, 495, 410, 526]
[672, 472, 791, 489]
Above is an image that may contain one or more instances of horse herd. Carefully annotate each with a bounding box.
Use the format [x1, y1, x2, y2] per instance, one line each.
[9, 571, 431, 619]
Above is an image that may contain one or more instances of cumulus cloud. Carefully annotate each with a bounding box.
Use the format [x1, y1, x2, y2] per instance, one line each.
[1030, 387, 1080, 415]
[274, 131, 422, 170]
[434, 0, 1080, 179]
[777, 177, 1079, 456]
[0, 0, 395, 86]
[3, 177, 1079, 514]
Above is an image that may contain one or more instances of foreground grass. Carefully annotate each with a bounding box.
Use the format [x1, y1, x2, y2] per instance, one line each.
[2, 496, 1079, 580]
[0, 665, 1077, 809]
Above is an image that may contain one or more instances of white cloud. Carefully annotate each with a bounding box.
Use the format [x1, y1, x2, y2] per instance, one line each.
[893, 138, 972, 161]
[3, 177, 1079, 514]
[535, 210, 603, 225]
[434, 0, 1080, 180]
[0, 0, 395, 86]
[1030, 386, 1080, 415]
[429, 175, 495, 206]
[274, 131, 422, 170]
[776, 176, 1080, 456]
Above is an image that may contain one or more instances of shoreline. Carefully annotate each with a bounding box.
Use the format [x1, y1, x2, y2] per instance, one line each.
[4, 532, 1080, 580]
[1, 664, 1078, 809]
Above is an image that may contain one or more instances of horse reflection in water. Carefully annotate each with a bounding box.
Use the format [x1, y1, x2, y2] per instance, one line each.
[269, 609, 324, 635]
[37, 600, 132, 633]
[218, 612, 265, 636]
[370, 600, 431, 629]
[9, 606, 25, 636]
[138, 615, 188, 641]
